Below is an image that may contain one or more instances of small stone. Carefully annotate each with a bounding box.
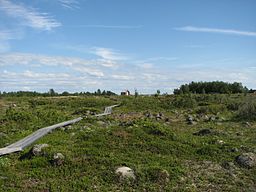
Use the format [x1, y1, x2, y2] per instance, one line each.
[209, 116, 216, 121]
[188, 121, 197, 125]
[71, 132, 75, 136]
[231, 148, 239, 152]
[203, 115, 209, 121]
[66, 125, 72, 130]
[115, 166, 136, 180]
[216, 140, 225, 145]
[187, 115, 194, 122]
[31, 144, 49, 156]
[245, 122, 251, 127]
[235, 153, 256, 168]
[53, 153, 65, 166]
[145, 112, 153, 118]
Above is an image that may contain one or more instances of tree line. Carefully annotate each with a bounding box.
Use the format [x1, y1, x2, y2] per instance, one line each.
[173, 81, 249, 94]
[0, 89, 116, 97]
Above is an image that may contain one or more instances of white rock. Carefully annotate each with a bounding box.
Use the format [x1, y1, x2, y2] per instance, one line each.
[32, 144, 49, 156]
[115, 166, 136, 180]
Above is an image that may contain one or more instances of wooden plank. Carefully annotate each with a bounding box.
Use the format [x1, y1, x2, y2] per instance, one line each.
[0, 105, 119, 156]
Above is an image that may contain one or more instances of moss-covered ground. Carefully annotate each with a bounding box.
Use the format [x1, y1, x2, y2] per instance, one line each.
[0, 94, 255, 191]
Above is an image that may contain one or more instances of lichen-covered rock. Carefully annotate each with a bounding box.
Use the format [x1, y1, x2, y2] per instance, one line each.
[31, 144, 49, 156]
[115, 166, 136, 180]
[235, 153, 256, 168]
[53, 153, 65, 166]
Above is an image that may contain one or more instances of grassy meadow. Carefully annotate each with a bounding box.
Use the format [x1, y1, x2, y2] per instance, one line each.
[0, 94, 255, 191]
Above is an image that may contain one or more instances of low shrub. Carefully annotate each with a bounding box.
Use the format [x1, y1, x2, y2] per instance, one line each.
[237, 100, 256, 120]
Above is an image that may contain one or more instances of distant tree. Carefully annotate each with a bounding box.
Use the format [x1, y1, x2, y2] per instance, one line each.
[62, 91, 69, 96]
[96, 89, 101, 95]
[174, 81, 248, 95]
[49, 89, 56, 96]
[134, 89, 139, 98]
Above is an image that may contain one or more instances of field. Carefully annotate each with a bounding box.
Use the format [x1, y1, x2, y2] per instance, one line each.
[0, 94, 255, 191]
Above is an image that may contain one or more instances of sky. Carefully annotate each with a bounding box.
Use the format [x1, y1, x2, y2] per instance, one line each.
[0, 0, 255, 94]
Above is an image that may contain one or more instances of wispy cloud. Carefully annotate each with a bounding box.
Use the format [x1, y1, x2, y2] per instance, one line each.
[0, 30, 23, 52]
[91, 47, 126, 61]
[58, 0, 79, 9]
[0, 52, 104, 77]
[175, 26, 256, 37]
[0, 30, 16, 40]
[111, 74, 135, 81]
[0, 0, 61, 30]
[67, 25, 143, 29]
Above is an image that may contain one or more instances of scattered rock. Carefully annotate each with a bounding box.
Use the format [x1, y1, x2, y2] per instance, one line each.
[187, 115, 194, 122]
[209, 116, 216, 121]
[31, 144, 49, 156]
[145, 112, 153, 118]
[115, 166, 136, 180]
[156, 113, 162, 120]
[187, 115, 197, 125]
[203, 115, 209, 121]
[235, 153, 256, 168]
[230, 148, 239, 152]
[90, 111, 96, 115]
[53, 153, 65, 166]
[193, 129, 213, 136]
[245, 122, 251, 127]
[188, 121, 197, 125]
[86, 110, 91, 115]
[66, 125, 72, 130]
[216, 140, 225, 145]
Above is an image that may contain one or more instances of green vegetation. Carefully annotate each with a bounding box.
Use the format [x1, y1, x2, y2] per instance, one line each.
[174, 81, 248, 94]
[0, 93, 255, 191]
[0, 89, 116, 97]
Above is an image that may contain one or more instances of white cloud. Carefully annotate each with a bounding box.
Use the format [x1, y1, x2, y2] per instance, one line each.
[111, 74, 135, 81]
[91, 47, 126, 61]
[0, 0, 61, 30]
[175, 26, 256, 37]
[0, 30, 16, 40]
[0, 52, 255, 93]
[58, 0, 79, 9]
[67, 25, 143, 29]
[0, 52, 104, 77]
[139, 63, 154, 69]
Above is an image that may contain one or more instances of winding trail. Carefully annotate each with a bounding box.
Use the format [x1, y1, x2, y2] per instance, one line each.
[0, 104, 119, 156]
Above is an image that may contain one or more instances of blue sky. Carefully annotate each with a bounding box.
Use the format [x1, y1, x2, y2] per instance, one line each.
[0, 0, 255, 94]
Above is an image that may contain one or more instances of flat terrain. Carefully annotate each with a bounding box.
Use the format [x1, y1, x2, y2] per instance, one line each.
[0, 94, 255, 191]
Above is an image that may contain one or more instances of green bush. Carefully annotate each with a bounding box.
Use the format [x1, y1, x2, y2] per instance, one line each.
[237, 101, 256, 120]
[173, 96, 197, 108]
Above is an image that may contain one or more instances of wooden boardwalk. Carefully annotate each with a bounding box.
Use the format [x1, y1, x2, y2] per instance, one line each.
[0, 105, 119, 156]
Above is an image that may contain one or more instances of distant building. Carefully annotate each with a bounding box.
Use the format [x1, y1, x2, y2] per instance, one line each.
[121, 90, 130, 96]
